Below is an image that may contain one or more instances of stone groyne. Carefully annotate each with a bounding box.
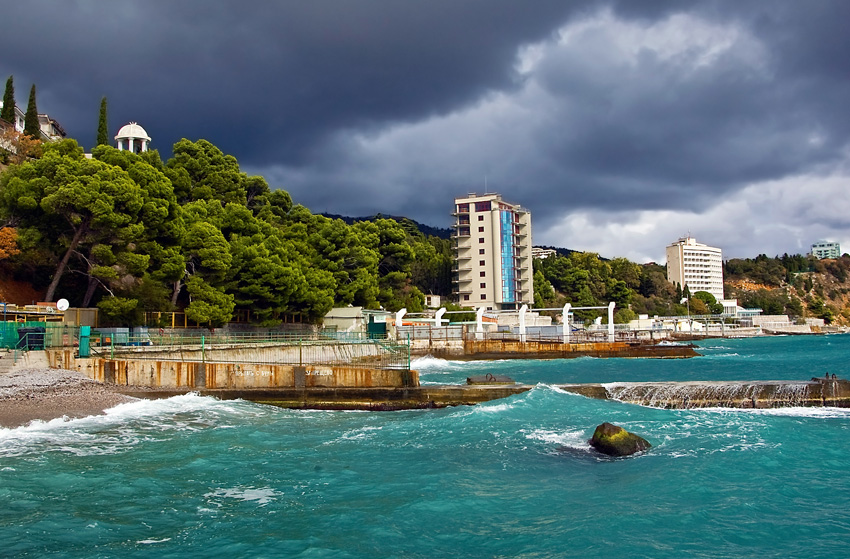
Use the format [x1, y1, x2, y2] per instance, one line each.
[559, 378, 850, 408]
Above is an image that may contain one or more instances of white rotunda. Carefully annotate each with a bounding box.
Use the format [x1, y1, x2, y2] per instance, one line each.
[115, 122, 151, 153]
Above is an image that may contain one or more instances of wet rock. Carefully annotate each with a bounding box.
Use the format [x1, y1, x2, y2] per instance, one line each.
[589, 422, 651, 457]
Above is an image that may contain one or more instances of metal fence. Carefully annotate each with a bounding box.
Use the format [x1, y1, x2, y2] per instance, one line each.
[89, 330, 412, 370]
[397, 324, 636, 343]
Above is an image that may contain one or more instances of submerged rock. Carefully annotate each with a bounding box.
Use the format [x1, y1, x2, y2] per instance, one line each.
[589, 422, 651, 457]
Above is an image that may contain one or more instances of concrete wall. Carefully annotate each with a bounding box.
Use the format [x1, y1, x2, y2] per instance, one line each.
[46, 349, 418, 389]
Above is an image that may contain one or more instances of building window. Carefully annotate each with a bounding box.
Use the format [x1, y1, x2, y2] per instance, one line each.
[480, 283, 486, 288]
[475, 201, 491, 212]
[479, 249, 485, 254]
[463, 295, 470, 301]
[481, 294, 487, 300]
[478, 215, 484, 221]
[479, 260, 485, 266]
[478, 226, 484, 232]
[480, 271, 486, 277]
[479, 238, 485, 243]
[457, 203, 469, 213]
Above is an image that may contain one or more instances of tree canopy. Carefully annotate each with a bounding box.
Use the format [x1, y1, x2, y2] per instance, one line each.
[1, 76, 14, 124]
[0, 137, 452, 326]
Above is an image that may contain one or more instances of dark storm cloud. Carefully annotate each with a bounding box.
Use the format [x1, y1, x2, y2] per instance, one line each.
[1, 0, 595, 161]
[3, 1, 850, 259]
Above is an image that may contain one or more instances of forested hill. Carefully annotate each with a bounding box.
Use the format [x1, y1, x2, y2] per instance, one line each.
[531, 252, 850, 326]
[723, 253, 850, 324]
[321, 213, 452, 240]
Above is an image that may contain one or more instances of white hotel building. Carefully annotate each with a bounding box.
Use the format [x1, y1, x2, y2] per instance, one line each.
[452, 193, 534, 310]
[666, 236, 725, 302]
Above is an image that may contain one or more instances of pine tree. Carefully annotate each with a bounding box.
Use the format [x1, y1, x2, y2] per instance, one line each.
[23, 84, 40, 138]
[96, 97, 108, 146]
[0, 75, 14, 124]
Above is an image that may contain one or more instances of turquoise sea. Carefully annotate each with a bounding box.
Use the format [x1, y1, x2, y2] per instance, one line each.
[2, 335, 850, 558]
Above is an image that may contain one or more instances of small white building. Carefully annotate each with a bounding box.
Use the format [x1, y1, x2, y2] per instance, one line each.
[323, 307, 365, 332]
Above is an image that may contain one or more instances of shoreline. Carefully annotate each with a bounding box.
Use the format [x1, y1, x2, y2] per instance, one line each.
[0, 368, 136, 429]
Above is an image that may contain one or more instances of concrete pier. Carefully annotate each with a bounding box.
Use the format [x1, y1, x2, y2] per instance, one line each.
[118, 384, 533, 411]
[559, 378, 850, 408]
[423, 340, 699, 360]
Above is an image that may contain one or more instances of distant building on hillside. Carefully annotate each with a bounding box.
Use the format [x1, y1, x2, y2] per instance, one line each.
[666, 236, 724, 302]
[811, 240, 841, 260]
[0, 100, 66, 142]
[531, 247, 557, 259]
[37, 114, 67, 141]
[452, 193, 533, 310]
[0, 101, 25, 133]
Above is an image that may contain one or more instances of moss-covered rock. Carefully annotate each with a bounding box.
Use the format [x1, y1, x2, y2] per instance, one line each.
[589, 422, 651, 457]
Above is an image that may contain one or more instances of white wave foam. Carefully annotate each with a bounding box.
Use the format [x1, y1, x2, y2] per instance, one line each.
[411, 355, 516, 369]
[204, 486, 280, 506]
[525, 428, 591, 450]
[698, 406, 850, 419]
[474, 401, 515, 414]
[137, 538, 172, 545]
[410, 355, 453, 369]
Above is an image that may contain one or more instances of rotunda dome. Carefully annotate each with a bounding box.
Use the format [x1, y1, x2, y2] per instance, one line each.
[115, 122, 150, 142]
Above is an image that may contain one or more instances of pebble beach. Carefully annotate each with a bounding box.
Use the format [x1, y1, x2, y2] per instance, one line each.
[0, 367, 135, 429]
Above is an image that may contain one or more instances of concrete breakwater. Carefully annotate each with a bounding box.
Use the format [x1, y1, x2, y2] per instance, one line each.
[418, 340, 699, 360]
[118, 385, 533, 411]
[559, 378, 850, 408]
[44, 349, 531, 410]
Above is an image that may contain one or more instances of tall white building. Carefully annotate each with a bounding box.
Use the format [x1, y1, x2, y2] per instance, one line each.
[452, 193, 533, 310]
[666, 236, 724, 301]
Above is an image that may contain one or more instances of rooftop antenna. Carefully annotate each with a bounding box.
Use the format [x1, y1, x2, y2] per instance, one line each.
[484, 175, 488, 194]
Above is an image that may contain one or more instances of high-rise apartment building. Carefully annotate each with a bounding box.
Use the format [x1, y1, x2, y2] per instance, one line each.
[811, 241, 841, 260]
[452, 193, 533, 310]
[666, 236, 724, 301]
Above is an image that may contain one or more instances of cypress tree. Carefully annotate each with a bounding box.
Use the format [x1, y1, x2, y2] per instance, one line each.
[23, 84, 40, 138]
[96, 96, 108, 146]
[1, 75, 14, 124]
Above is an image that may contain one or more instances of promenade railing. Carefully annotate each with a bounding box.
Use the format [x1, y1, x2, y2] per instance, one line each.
[89, 330, 412, 371]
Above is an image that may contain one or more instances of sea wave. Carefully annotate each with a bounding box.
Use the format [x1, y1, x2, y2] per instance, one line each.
[0, 393, 259, 458]
[411, 355, 515, 370]
[204, 486, 280, 506]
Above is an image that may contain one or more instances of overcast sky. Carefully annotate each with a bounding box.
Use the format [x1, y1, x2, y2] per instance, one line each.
[4, 0, 850, 262]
